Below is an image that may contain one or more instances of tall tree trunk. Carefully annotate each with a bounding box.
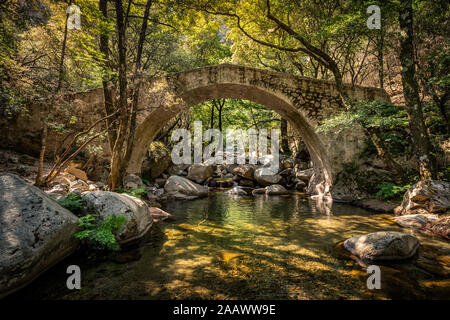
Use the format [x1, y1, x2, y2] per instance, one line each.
[99, 0, 116, 154]
[377, 32, 384, 89]
[121, 0, 152, 178]
[108, 0, 128, 189]
[210, 102, 215, 129]
[364, 127, 405, 178]
[398, 0, 437, 180]
[280, 118, 289, 153]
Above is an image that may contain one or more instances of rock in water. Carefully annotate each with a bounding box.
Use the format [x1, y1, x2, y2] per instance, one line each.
[164, 175, 208, 198]
[254, 168, 281, 186]
[232, 164, 255, 180]
[394, 214, 450, 240]
[343, 231, 420, 262]
[187, 164, 214, 184]
[394, 180, 450, 215]
[0, 173, 79, 298]
[265, 184, 289, 195]
[394, 214, 440, 230]
[83, 191, 153, 244]
[226, 186, 247, 195]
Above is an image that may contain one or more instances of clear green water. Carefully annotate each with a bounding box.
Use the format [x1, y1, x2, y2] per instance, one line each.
[9, 192, 450, 300]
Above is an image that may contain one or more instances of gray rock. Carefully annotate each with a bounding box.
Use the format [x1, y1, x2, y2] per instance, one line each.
[83, 191, 153, 244]
[295, 180, 306, 191]
[252, 188, 266, 196]
[394, 214, 450, 240]
[254, 168, 281, 186]
[394, 214, 440, 230]
[224, 173, 234, 179]
[343, 231, 420, 262]
[232, 164, 255, 180]
[123, 174, 144, 189]
[167, 164, 189, 176]
[48, 183, 68, 194]
[187, 164, 215, 184]
[0, 173, 79, 298]
[394, 180, 450, 215]
[164, 175, 208, 198]
[266, 184, 289, 195]
[226, 186, 247, 195]
[69, 179, 89, 193]
[295, 168, 314, 183]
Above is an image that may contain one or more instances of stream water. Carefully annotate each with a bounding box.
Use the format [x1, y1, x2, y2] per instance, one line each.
[8, 192, 450, 300]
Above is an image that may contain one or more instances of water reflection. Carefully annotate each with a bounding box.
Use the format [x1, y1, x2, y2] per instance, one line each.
[9, 192, 450, 300]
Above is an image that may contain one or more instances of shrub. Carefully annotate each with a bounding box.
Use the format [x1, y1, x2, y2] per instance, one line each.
[115, 186, 148, 199]
[376, 183, 410, 200]
[75, 214, 126, 251]
[57, 193, 85, 214]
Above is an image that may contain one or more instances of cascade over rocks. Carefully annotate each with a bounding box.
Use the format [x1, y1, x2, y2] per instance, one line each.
[0, 173, 79, 298]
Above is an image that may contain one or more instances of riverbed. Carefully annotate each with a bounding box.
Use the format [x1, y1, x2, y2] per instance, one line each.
[8, 192, 450, 300]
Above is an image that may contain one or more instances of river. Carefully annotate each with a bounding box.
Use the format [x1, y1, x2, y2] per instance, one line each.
[8, 192, 450, 300]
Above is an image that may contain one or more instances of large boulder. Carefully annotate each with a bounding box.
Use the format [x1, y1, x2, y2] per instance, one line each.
[343, 231, 420, 262]
[254, 168, 282, 186]
[83, 191, 153, 244]
[142, 142, 172, 179]
[164, 175, 208, 198]
[394, 214, 440, 230]
[167, 164, 189, 176]
[232, 164, 255, 180]
[295, 168, 314, 183]
[187, 164, 214, 184]
[0, 173, 79, 298]
[428, 216, 450, 240]
[395, 180, 450, 216]
[394, 214, 450, 240]
[266, 184, 289, 195]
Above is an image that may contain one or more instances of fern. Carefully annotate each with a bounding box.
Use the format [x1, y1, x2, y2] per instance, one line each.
[75, 214, 127, 251]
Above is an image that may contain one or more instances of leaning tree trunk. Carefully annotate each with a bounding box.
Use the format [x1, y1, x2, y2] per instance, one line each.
[36, 2, 71, 186]
[398, 0, 437, 180]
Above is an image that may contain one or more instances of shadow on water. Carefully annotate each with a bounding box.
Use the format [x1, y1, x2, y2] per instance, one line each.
[7, 192, 450, 300]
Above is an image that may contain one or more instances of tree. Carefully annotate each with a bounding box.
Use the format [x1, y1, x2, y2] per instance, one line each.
[398, 0, 437, 179]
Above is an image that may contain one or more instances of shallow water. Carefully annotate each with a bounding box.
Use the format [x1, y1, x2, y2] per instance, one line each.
[9, 192, 450, 300]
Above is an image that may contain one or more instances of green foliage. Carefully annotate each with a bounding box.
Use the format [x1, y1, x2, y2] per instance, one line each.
[343, 161, 359, 173]
[318, 100, 409, 133]
[375, 183, 411, 200]
[75, 214, 126, 251]
[115, 186, 148, 199]
[57, 193, 85, 214]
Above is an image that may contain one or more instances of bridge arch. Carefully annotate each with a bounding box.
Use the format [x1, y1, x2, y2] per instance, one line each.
[127, 64, 390, 195]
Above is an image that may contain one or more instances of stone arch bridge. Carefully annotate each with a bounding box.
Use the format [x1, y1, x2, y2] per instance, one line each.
[127, 64, 389, 195]
[20, 64, 387, 195]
